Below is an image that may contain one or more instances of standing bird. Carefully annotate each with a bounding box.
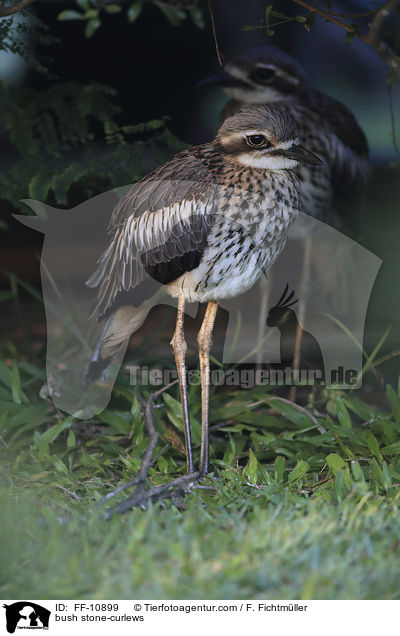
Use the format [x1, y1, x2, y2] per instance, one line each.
[85, 104, 321, 476]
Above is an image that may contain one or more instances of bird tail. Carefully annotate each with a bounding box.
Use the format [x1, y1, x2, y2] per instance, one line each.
[83, 294, 163, 384]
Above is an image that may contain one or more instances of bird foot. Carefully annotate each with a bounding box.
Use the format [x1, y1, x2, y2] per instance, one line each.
[100, 471, 201, 518]
[94, 379, 206, 517]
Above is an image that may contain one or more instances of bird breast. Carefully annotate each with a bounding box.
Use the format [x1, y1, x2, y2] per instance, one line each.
[168, 170, 301, 303]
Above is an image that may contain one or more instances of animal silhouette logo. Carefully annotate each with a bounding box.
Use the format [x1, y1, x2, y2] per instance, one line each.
[267, 283, 324, 377]
[14, 192, 382, 416]
[2, 602, 50, 633]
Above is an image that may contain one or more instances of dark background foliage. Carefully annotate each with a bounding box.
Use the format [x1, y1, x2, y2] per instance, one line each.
[1, 1, 400, 601]
[1, 0, 399, 385]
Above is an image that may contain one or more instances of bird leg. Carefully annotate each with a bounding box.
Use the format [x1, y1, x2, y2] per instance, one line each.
[96, 380, 200, 517]
[290, 236, 312, 403]
[171, 296, 195, 473]
[256, 275, 270, 368]
[198, 301, 219, 475]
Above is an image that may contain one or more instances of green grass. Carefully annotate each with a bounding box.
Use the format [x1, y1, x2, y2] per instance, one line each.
[2, 488, 400, 599]
[1, 356, 400, 600]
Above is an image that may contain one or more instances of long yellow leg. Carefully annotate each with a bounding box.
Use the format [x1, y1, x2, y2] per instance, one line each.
[256, 275, 270, 367]
[198, 301, 219, 474]
[290, 236, 312, 402]
[171, 296, 195, 473]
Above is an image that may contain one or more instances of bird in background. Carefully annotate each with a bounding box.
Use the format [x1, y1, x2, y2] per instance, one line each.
[201, 44, 370, 219]
[85, 103, 321, 477]
[201, 45, 370, 390]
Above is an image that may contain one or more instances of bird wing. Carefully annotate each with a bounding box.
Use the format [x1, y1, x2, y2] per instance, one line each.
[87, 148, 218, 319]
[310, 91, 370, 188]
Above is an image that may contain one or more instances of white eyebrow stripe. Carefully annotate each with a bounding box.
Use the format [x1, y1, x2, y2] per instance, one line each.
[242, 130, 271, 136]
[254, 63, 277, 70]
[276, 138, 300, 149]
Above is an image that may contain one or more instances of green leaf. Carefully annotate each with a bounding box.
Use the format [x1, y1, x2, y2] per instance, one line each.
[334, 396, 352, 429]
[387, 385, 400, 421]
[265, 4, 273, 23]
[267, 398, 311, 427]
[382, 462, 393, 494]
[99, 410, 132, 435]
[76, 0, 90, 9]
[326, 453, 346, 474]
[288, 459, 309, 484]
[157, 455, 169, 474]
[370, 458, 385, 489]
[342, 396, 374, 421]
[271, 9, 291, 19]
[327, 453, 352, 489]
[66, 429, 76, 449]
[127, 2, 142, 22]
[188, 7, 204, 29]
[79, 449, 103, 469]
[350, 460, 365, 482]
[274, 455, 286, 482]
[381, 442, 400, 455]
[85, 17, 101, 37]
[29, 173, 53, 200]
[104, 4, 122, 14]
[366, 432, 383, 461]
[10, 361, 24, 405]
[345, 30, 357, 45]
[163, 392, 184, 432]
[58, 10, 84, 21]
[0, 361, 12, 390]
[36, 419, 73, 446]
[158, 6, 186, 27]
[84, 9, 99, 18]
[243, 448, 259, 484]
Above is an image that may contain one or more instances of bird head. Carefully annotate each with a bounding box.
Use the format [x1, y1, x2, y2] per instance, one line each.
[200, 45, 307, 104]
[217, 104, 322, 170]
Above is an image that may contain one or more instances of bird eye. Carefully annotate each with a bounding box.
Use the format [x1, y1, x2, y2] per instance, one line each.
[246, 134, 269, 148]
[252, 67, 275, 83]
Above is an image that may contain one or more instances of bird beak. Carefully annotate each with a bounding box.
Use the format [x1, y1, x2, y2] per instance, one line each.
[280, 145, 323, 166]
[197, 72, 249, 90]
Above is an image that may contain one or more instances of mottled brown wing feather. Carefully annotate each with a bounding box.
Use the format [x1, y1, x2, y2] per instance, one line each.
[313, 91, 369, 157]
[87, 149, 218, 319]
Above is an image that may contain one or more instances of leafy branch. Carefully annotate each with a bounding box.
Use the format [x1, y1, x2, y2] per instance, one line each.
[0, 81, 186, 208]
[245, 0, 400, 78]
[0, 0, 36, 18]
[58, 0, 204, 38]
[291, 0, 400, 78]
